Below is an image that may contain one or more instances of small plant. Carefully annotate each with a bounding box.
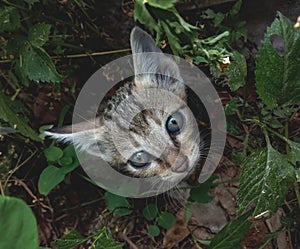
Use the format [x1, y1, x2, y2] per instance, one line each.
[52, 226, 124, 249]
[104, 191, 133, 216]
[143, 203, 176, 237]
[38, 144, 82, 195]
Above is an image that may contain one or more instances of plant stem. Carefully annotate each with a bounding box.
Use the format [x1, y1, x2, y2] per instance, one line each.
[293, 182, 300, 208]
[0, 48, 132, 64]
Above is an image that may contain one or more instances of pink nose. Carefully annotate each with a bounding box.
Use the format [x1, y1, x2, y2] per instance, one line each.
[171, 156, 189, 173]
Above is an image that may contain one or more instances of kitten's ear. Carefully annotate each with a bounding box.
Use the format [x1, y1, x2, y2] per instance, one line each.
[130, 26, 161, 54]
[130, 27, 181, 80]
[44, 120, 109, 158]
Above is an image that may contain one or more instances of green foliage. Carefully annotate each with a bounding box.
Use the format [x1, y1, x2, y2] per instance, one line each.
[104, 192, 133, 216]
[227, 50, 247, 91]
[0, 6, 20, 31]
[134, 0, 247, 87]
[201, 0, 247, 43]
[207, 210, 252, 249]
[143, 203, 159, 221]
[0, 196, 39, 249]
[157, 211, 175, 230]
[238, 137, 296, 216]
[188, 176, 217, 203]
[148, 225, 160, 237]
[51, 230, 86, 249]
[38, 145, 81, 195]
[52, 227, 124, 249]
[134, 0, 198, 56]
[0, 91, 41, 141]
[256, 12, 300, 109]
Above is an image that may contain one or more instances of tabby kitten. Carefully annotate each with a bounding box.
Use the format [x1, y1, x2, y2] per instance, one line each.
[45, 27, 201, 183]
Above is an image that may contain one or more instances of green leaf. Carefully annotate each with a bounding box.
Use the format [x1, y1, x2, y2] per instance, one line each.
[0, 7, 20, 31]
[0, 196, 39, 249]
[148, 225, 160, 237]
[59, 145, 81, 173]
[157, 212, 175, 230]
[0, 91, 41, 141]
[207, 210, 252, 249]
[269, 119, 284, 129]
[188, 176, 217, 203]
[51, 230, 86, 249]
[28, 23, 52, 47]
[228, 51, 247, 91]
[134, 0, 159, 34]
[20, 43, 63, 83]
[147, 0, 178, 9]
[238, 141, 295, 215]
[44, 146, 63, 162]
[104, 192, 132, 216]
[229, 0, 243, 17]
[38, 165, 65, 195]
[287, 140, 300, 166]
[256, 12, 300, 108]
[225, 98, 239, 115]
[143, 204, 158, 221]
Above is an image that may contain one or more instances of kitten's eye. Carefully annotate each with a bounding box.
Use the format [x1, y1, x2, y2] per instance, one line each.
[166, 112, 184, 134]
[128, 151, 151, 168]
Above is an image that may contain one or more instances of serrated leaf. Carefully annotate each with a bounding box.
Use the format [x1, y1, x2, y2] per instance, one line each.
[157, 212, 175, 230]
[93, 227, 124, 249]
[148, 225, 160, 237]
[0, 196, 39, 249]
[0, 7, 20, 31]
[207, 210, 251, 249]
[238, 142, 295, 215]
[0, 91, 41, 141]
[256, 12, 300, 109]
[51, 230, 86, 249]
[143, 204, 158, 221]
[38, 165, 65, 195]
[228, 51, 247, 91]
[20, 43, 63, 83]
[28, 23, 51, 47]
[44, 146, 63, 162]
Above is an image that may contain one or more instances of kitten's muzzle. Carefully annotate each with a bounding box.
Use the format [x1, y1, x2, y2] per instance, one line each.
[171, 155, 189, 173]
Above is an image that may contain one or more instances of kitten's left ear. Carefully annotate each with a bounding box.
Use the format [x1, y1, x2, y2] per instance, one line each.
[44, 120, 112, 160]
[130, 27, 181, 80]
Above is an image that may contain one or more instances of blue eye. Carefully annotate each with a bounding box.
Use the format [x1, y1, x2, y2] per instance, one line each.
[128, 151, 151, 168]
[166, 112, 184, 134]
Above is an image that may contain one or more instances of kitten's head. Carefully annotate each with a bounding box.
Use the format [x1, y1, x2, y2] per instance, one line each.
[46, 27, 200, 182]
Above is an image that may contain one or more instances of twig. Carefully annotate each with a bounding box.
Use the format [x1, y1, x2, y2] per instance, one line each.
[120, 233, 139, 249]
[15, 179, 53, 212]
[3, 149, 37, 190]
[0, 48, 131, 64]
[0, 180, 4, 196]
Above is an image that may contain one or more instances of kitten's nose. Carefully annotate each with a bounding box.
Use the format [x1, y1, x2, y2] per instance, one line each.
[171, 155, 189, 173]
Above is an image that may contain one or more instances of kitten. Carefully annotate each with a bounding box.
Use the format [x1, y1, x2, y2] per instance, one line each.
[45, 27, 202, 183]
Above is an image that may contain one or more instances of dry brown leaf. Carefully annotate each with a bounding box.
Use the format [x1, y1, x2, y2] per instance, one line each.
[163, 208, 190, 249]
